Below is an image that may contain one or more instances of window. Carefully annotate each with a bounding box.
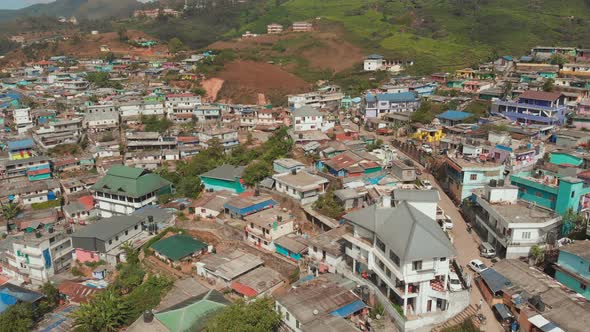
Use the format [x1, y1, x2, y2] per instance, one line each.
[376, 238, 386, 252]
[385, 268, 391, 278]
[115, 236, 119, 241]
[389, 250, 400, 266]
[285, 312, 290, 321]
[572, 191, 576, 198]
[470, 174, 477, 181]
[522, 232, 531, 240]
[412, 260, 422, 271]
[125, 230, 128, 236]
[135, 225, 138, 230]
[296, 320, 300, 328]
[581, 283, 587, 291]
[109, 240, 112, 245]
[536, 192, 542, 197]
[440, 257, 447, 262]
[377, 259, 385, 271]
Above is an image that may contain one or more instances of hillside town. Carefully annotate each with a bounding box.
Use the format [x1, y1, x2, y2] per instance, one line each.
[2, 23, 590, 332]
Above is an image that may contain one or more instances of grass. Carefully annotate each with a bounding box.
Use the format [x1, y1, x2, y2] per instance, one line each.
[231, 0, 590, 74]
[31, 199, 61, 210]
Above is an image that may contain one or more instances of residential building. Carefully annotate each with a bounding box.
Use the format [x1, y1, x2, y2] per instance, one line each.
[125, 132, 178, 151]
[274, 235, 308, 261]
[273, 170, 329, 205]
[555, 129, 590, 148]
[293, 106, 324, 131]
[492, 90, 568, 125]
[13, 108, 33, 134]
[151, 234, 208, 266]
[198, 128, 239, 150]
[223, 193, 276, 219]
[6, 226, 74, 285]
[33, 118, 83, 149]
[0, 155, 52, 181]
[196, 250, 264, 287]
[267, 23, 283, 34]
[307, 225, 351, 273]
[436, 110, 473, 126]
[273, 158, 305, 174]
[0, 179, 60, 206]
[468, 185, 562, 258]
[7, 138, 35, 160]
[189, 190, 232, 218]
[256, 108, 284, 130]
[342, 201, 469, 328]
[390, 159, 417, 183]
[244, 207, 295, 251]
[476, 259, 590, 332]
[200, 164, 245, 193]
[364, 92, 419, 119]
[292, 21, 313, 32]
[443, 156, 505, 202]
[510, 170, 590, 217]
[83, 111, 119, 132]
[0, 284, 44, 314]
[72, 211, 168, 265]
[194, 105, 222, 122]
[275, 276, 367, 332]
[319, 150, 382, 178]
[287, 86, 344, 110]
[91, 165, 173, 217]
[63, 196, 96, 224]
[230, 266, 284, 299]
[554, 240, 590, 300]
[363, 54, 408, 72]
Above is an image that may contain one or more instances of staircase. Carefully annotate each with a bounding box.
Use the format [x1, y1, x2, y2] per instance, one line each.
[431, 304, 478, 332]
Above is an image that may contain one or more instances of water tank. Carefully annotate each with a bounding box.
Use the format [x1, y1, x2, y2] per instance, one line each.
[143, 310, 154, 323]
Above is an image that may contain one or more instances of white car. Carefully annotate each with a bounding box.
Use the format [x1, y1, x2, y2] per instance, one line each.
[441, 217, 453, 230]
[422, 144, 433, 154]
[422, 180, 433, 190]
[468, 259, 488, 273]
[448, 272, 462, 292]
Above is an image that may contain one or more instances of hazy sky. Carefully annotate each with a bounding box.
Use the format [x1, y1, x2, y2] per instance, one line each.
[0, 0, 56, 10]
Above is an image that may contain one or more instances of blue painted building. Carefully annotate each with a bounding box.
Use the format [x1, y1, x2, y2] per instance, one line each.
[436, 110, 474, 125]
[223, 194, 276, 219]
[555, 241, 590, 300]
[364, 92, 420, 119]
[492, 90, 568, 125]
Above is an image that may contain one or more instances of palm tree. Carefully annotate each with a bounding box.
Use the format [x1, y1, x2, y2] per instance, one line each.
[1, 202, 21, 233]
[70, 290, 130, 332]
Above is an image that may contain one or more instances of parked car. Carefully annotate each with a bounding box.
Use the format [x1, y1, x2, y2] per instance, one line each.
[439, 217, 453, 230]
[421, 179, 433, 190]
[479, 242, 497, 258]
[468, 259, 488, 273]
[421, 144, 433, 154]
[448, 272, 462, 292]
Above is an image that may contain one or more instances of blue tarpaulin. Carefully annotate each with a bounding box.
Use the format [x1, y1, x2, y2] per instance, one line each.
[330, 300, 367, 317]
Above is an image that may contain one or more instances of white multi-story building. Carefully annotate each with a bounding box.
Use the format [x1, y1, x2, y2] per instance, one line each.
[288, 86, 344, 110]
[33, 118, 83, 149]
[6, 227, 74, 285]
[244, 208, 295, 251]
[198, 128, 239, 151]
[165, 93, 201, 122]
[13, 108, 34, 134]
[194, 105, 222, 122]
[272, 170, 329, 205]
[342, 193, 469, 329]
[292, 106, 324, 132]
[91, 165, 172, 217]
[469, 185, 562, 259]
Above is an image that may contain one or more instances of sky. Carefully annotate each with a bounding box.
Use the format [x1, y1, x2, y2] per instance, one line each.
[0, 0, 56, 10]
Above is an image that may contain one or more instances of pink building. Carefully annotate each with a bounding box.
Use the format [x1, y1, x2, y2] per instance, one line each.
[572, 100, 590, 129]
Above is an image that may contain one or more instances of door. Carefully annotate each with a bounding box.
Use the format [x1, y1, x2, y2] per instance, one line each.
[427, 300, 432, 312]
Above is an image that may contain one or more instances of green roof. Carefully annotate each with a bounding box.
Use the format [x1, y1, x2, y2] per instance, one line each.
[91, 165, 172, 198]
[155, 290, 230, 332]
[150, 234, 207, 261]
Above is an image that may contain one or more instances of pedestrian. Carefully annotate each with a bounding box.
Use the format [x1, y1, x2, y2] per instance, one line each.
[478, 298, 483, 311]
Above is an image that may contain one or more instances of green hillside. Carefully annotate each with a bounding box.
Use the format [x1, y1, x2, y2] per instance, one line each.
[0, 0, 140, 22]
[227, 0, 590, 73]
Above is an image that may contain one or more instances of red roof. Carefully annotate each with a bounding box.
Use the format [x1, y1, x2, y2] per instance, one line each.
[27, 168, 51, 176]
[0, 275, 9, 286]
[58, 281, 104, 304]
[167, 93, 195, 98]
[519, 90, 562, 101]
[77, 195, 95, 211]
[177, 136, 199, 143]
[230, 281, 258, 297]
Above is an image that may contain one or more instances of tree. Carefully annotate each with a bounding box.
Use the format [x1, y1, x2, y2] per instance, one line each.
[561, 208, 587, 238]
[176, 176, 204, 198]
[549, 54, 567, 67]
[103, 52, 116, 64]
[0, 302, 34, 332]
[207, 297, 281, 332]
[117, 26, 128, 42]
[529, 245, 545, 264]
[70, 290, 130, 332]
[313, 189, 344, 219]
[543, 78, 554, 92]
[1, 202, 21, 233]
[168, 37, 185, 54]
[242, 161, 272, 186]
